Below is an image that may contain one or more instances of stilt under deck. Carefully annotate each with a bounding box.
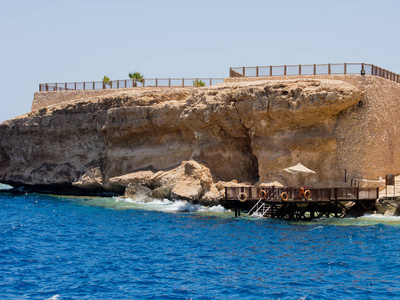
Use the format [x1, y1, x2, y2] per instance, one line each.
[224, 186, 379, 221]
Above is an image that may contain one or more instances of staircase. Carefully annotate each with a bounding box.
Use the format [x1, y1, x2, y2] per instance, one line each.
[246, 189, 280, 218]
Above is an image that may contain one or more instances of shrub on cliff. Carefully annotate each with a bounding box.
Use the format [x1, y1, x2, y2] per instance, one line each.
[102, 76, 111, 89]
[193, 80, 206, 87]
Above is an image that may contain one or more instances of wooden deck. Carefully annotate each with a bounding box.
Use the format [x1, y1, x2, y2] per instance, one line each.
[224, 186, 379, 220]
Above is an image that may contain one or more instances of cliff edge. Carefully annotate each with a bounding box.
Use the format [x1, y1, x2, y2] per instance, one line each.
[1, 75, 400, 203]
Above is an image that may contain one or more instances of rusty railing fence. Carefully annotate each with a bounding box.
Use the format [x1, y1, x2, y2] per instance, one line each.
[229, 63, 400, 84]
[225, 186, 379, 202]
[39, 77, 225, 92]
[39, 63, 400, 92]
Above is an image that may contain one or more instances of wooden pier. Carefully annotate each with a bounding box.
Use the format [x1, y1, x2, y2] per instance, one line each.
[224, 186, 379, 221]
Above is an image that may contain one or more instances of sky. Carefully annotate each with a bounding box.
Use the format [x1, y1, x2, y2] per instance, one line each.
[1, 0, 399, 122]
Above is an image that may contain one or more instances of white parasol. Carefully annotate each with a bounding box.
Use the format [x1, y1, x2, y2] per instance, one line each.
[283, 163, 316, 174]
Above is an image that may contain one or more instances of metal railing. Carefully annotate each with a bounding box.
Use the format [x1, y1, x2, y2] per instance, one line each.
[229, 63, 400, 84]
[39, 78, 224, 92]
[225, 186, 379, 202]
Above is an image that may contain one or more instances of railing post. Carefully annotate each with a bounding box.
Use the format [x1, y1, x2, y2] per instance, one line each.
[46, 84, 48, 91]
[210, 78, 212, 86]
[156, 78, 158, 87]
[182, 78, 184, 87]
[169, 78, 171, 87]
[117, 80, 119, 89]
[243, 67, 245, 76]
[93, 82, 95, 90]
[74, 82, 76, 90]
[299, 64, 301, 75]
[55, 83, 58, 90]
[284, 65, 286, 76]
[328, 63, 331, 75]
[83, 82, 86, 90]
[313, 64, 316, 75]
[256, 66, 259, 77]
[361, 63, 364, 74]
[65, 83, 67, 90]
[270, 66, 272, 76]
[344, 63, 347, 75]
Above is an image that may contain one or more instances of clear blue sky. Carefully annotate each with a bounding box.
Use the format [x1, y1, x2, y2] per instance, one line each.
[1, 0, 399, 122]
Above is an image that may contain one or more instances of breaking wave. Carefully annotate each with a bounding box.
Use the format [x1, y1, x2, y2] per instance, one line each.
[77, 195, 230, 216]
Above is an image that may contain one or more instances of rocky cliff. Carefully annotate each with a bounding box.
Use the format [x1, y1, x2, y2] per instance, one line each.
[1, 75, 400, 203]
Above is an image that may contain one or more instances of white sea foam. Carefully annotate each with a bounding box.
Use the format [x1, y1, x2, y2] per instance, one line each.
[45, 295, 60, 300]
[0, 183, 12, 190]
[96, 196, 230, 216]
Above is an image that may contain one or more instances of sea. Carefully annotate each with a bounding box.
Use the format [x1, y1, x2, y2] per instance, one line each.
[1, 183, 400, 300]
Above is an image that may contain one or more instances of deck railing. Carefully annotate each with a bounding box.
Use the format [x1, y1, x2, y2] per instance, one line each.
[229, 63, 400, 84]
[39, 78, 224, 92]
[225, 186, 379, 202]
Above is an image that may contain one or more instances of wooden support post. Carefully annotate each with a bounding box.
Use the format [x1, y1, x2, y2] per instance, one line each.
[344, 63, 347, 75]
[169, 78, 171, 87]
[361, 63, 364, 74]
[328, 63, 331, 75]
[156, 78, 158, 87]
[65, 83, 67, 90]
[256, 66, 259, 77]
[210, 78, 212, 86]
[182, 78, 184, 87]
[299, 64, 301, 75]
[335, 201, 338, 218]
[270, 66, 272, 76]
[117, 80, 119, 89]
[289, 203, 294, 220]
[243, 67, 245, 76]
[313, 64, 316, 75]
[310, 203, 315, 219]
[55, 83, 58, 90]
[284, 65, 287, 76]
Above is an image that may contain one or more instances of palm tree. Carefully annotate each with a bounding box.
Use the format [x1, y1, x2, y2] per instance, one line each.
[102, 75, 111, 89]
[129, 72, 144, 87]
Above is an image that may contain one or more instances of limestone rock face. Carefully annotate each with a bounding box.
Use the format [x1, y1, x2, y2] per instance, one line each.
[72, 166, 104, 190]
[1, 75, 399, 201]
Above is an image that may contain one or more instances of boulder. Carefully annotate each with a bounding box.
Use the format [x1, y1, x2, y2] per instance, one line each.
[106, 170, 154, 192]
[125, 182, 153, 202]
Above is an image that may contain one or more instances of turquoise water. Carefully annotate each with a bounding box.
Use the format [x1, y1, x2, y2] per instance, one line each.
[1, 189, 400, 299]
